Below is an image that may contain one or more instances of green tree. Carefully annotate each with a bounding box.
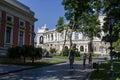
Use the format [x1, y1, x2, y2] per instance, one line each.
[80, 13, 101, 53]
[21, 45, 30, 63]
[62, 0, 101, 55]
[56, 16, 68, 56]
[27, 45, 35, 64]
[7, 46, 21, 60]
[34, 47, 42, 60]
[100, 0, 120, 54]
[113, 21, 120, 52]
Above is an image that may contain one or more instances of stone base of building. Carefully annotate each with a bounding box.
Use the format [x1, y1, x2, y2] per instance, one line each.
[0, 47, 7, 56]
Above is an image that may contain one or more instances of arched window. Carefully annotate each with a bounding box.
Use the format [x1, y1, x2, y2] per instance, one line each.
[80, 46, 84, 52]
[39, 36, 43, 44]
[65, 46, 68, 49]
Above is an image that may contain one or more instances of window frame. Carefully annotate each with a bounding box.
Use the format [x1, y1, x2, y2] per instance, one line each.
[30, 25, 32, 31]
[5, 27, 12, 44]
[74, 32, 79, 40]
[18, 30, 25, 46]
[6, 14, 13, 22]
[19, 19, 25, 27]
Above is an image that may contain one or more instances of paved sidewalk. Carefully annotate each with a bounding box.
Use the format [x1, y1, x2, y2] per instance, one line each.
[0, 58, 92, 80]
[0, 64, 33, 75]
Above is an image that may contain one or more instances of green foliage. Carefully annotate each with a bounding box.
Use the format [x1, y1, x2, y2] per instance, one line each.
[56, 16, 64, 33]
[101, 0, 120, 44]
[113, 21, 120, 51]
[57, 16, 64, 26]
[63, 47, 69, 56]
[62, 47, 80, 57]
[113, 51, 120, 60]
[90, 60, 120, 80]
[6, 45, 42, 63]
[42, 49, 48, 55]
[55, 26, 64, 33]
[50, 48, 56, 54]
[62, 0, 101, 54]
[21, 45, 30, 58]
[74, 48, 81, 57]
[81, 13, 101, 40]
[7, 46, 21, 59]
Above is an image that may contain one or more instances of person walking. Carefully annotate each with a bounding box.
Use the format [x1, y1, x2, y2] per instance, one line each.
[88, 53, 92, 68]
[82, 53, 87, 68]
[69, 50, 75, 69]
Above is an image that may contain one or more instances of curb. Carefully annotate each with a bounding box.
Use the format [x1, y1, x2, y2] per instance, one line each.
[0, 61, 66, 76]
[0, 66, 36, 76]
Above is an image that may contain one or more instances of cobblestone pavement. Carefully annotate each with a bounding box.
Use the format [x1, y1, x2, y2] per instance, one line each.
[0, 60, 92, 80]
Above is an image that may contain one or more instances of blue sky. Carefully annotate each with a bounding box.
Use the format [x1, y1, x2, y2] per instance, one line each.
[18, 0, 65, 33]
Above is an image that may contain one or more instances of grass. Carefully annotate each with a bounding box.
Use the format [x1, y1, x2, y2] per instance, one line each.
[0, 56, 65, 67]
[90, 59, 120, 80]
[51, 55, 82, 60]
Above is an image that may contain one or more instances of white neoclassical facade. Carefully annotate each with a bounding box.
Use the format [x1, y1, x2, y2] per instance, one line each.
[36, 15, 108, 55]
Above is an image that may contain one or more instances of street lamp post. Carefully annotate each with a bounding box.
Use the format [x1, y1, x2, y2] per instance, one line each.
[108, 16, 114, 80]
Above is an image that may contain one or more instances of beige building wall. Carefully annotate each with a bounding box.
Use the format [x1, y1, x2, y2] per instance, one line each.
[36, 15, 109, 55]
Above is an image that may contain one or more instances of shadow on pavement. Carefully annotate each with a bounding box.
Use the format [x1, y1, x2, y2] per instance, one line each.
[0, 62, 91, 80]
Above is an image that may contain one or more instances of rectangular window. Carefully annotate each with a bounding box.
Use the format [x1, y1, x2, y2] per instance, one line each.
[19, 31, 24, 46]
[5, 27, 12, 43]
[30, 25, 32, 31]
[75, 32, 79, 40]
[82, 33, 87, 40]
[67, 31, 71, 40]
[6, 15, 13, 22]
[19, 20, 25, 26]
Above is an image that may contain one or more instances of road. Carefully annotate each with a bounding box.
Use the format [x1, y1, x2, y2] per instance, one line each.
[0, 56, 107, 80]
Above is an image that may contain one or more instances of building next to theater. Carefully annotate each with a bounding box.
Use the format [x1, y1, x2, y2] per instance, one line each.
[0, 0, 37, 55]
[36, 15, 109, 55]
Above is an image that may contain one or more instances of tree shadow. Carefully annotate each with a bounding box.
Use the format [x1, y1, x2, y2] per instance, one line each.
[0, 62, 90, 80]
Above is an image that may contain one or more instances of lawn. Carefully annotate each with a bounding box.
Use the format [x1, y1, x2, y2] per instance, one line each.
[51, 55, 82, 60]
[0, 56, 65, 67]
[90, 59, 120, 80]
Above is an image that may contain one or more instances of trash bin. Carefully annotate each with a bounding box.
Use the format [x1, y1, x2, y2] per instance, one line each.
[93, 62, 99, 71]
[93, 62, 98, 69]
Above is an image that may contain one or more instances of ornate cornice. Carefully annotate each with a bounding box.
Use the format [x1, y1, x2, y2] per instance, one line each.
[0, 0, 37, 22]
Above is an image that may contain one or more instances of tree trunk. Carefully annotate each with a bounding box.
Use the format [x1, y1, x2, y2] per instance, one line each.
[68, 21, 75, 57]
[32, 57, 34, 64]
[89, 39, 94, 54]
[23, 57, 26, 63]
[61, 27, 68, 56]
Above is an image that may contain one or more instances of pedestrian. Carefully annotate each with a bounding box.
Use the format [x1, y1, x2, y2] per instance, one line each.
[69, 50, 75, 69]
[82, 53, 87, 68]
[88, 53, 92, 68]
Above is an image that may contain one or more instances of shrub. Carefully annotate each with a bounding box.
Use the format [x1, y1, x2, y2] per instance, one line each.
[63, 48, 69, 56]
[50, 48, 56, 54]
[34, 47, 42, 59]
[75, 50, 81, 57]
[7, 45, 43, 63]
[7, 46, 21, 59]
